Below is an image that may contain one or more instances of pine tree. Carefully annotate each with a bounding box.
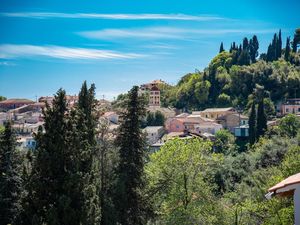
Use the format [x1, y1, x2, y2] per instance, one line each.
[248, 102, 256, 145]
[285, 37, 291, 61]
[114, 86, 150, 225]
[219, 42, 224, 53]
[0, 122, 22, 225]
[256, 99, 267, 140]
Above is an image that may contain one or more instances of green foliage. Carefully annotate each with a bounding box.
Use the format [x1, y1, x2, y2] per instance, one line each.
[23, 84, 100, 225]
[0, 96, 6, 101]
[292, 28, 300, 52]
[217, 93, 231, 107]
[214, 129, 236, 154]
[219, 42, 224, 53]
[114, 86, 151, 225]
[146, 138, 227, 225]
[256, 99, 268, 140]
[278, 113, 300, 137]
[249, 102, 256, 145]
[144, 111, 165, 127]
[159, 31, 300, 112]
[0, 122, 23, 225]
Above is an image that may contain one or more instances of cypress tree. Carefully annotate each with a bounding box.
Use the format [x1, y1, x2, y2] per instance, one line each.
[256, 99, 267, 140]
[285, 37, 291, 61]
[114, 86, 150, 225]
[75, 81, 100, 225]
[242, 37, 249, 50]
[292, 28, 300, 52]
[25, 89, 84, 225]
[219, 42, 224, 53]
[250, 35, 259, 63]
[266, 44, 273, 62]
[277, 29, 282, 59]
[0, 122, 22, 225]
[272, 33, 278, 60]
[248, 102, 256, 145]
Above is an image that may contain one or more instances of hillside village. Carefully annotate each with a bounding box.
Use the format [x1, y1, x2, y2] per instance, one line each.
[1, 79, 299, 151]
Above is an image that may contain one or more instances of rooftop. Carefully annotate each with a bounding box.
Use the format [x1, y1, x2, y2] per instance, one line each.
[269, 173, 300, 193]
[202, 107, 234, 113]
[0, 98, 34, 104]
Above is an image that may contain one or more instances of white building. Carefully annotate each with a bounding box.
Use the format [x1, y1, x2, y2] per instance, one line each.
[194, 122, 222, 135]
[18, 136, 37, 149]
[143, 126, 165, 145]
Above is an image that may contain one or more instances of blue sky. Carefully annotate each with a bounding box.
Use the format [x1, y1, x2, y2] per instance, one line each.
[0, 0, 299, 100]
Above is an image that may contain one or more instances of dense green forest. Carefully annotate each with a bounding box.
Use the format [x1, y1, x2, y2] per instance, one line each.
[1, 28, 300, 225]
[159, 29, 300, 111]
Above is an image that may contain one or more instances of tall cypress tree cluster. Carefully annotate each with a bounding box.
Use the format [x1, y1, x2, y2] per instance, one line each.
[114, 86, 150, 225]
[0, 122, 22, 225]
[266, 30, 282, 62]
[248, 89, 268, 144]
[23, 84, 100, 225]
[229, 35, 259, 65]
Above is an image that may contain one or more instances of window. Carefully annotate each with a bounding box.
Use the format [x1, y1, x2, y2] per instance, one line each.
[286, 108, 289, 112]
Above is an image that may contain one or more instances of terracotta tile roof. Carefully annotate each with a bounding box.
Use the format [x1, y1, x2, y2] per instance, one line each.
[0, 98, 34, 104]
[202, 107, 234, 113]
[269, 173, 300, 192]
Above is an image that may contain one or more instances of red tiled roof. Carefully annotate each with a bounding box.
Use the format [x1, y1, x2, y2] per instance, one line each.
[0, 98, 34, 104]
[269, 173, 300, 192]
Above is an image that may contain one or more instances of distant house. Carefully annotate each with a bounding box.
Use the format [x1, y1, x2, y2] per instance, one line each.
[143, 126, 165, 145]
[234, 125, 249, 137]
[165, 113, 221, 134]
[38, 96, 54, 105]
[281, 98, 300, 115]
[218, 113, 249, 132]
[194, 122, 222, 135]
[199, 107, 235, 120]
[18, 136, 37, 149]
[165, 117, 185, 133]
[12, 122, 44, 135]
[39, 95, 78, 108]
[0, 112, 8, 125]
[139, 79, 166, 93]
[103, 111, 119, 124]
[0, 98, 35, 111]
[149, 86, 161, 107]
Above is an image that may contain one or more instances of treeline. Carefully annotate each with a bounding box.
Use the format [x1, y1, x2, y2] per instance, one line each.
[0, 82, 152, 225]
[2, 86, 300, 224]
[161, 28, 300, 111]
[145, 114, 300, 224]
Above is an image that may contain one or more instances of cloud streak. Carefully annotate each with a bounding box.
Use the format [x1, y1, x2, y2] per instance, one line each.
[0, 44, 144, 60]
[0, 12, 224, 21]
[79, 27, 278, 40]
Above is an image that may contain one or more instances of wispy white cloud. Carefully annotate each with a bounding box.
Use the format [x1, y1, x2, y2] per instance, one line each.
[0, 61, 16, 66]
[79, 27, 278, 40]
[0, 44, 144, 60]
[0, 12, 225, 21]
